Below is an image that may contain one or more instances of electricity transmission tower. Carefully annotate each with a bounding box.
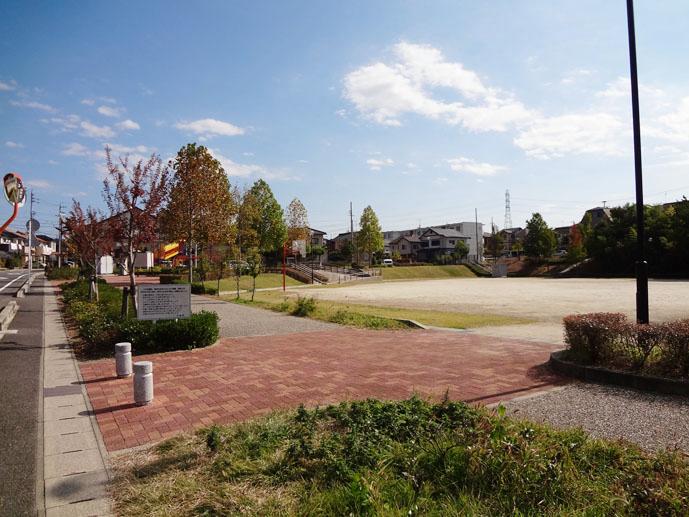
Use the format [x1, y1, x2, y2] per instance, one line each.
[504, 189, 513, 230]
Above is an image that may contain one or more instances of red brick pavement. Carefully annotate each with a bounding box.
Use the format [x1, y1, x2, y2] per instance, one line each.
[79, 329, 565, 451]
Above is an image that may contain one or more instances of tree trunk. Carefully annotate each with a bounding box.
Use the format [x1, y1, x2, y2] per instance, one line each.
[129, 249, 137, 315]
[251, 276, 256, 301]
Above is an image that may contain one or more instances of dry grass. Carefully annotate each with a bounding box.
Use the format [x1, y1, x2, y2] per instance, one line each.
[227, 289, 530, 330]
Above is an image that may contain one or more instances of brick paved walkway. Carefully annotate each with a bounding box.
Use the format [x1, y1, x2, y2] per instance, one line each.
[79, 329, 564, 451]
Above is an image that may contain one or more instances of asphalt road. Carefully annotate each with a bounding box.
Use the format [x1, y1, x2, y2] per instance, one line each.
[0, 268, 32, 299]
[0, 272, 45, 516]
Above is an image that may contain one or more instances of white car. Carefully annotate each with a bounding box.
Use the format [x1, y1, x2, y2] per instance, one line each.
[382, 258, 394, 266]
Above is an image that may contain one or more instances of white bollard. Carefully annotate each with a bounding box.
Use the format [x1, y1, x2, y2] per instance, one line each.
[115, 342, 132, 378]
[133, 361, 154, 406]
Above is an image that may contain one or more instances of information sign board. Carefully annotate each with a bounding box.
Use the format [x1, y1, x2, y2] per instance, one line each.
[137, 284, 191, 321]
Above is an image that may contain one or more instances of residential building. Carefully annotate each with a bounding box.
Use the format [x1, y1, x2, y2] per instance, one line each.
[582, 207, 612, 227]
[417, 227, 470, 262]
[388, 234, 421, 260]
[383, 221, 483, 261]
[308, 228, 326, 247]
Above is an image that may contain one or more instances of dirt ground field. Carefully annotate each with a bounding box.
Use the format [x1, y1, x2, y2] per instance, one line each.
[307, 278, 689, 343]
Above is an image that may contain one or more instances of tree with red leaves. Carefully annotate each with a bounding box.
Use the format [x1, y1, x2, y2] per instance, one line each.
[63, 201, 114, 301]
[103, 146, 169, 314]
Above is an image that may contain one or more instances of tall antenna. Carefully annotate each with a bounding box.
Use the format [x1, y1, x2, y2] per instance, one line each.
[504, 189, 513, 230]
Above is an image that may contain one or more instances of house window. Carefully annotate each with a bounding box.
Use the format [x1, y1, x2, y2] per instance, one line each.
[401, 245, 407, 250]
[449, 240, 455, 245]
[431, 239, 440, 247]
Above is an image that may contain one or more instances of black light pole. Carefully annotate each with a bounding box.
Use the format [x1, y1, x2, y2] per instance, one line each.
[626, 0, 649, 324]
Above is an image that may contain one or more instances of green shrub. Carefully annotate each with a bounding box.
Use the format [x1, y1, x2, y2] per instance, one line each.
[60, 280, 219, 356]
[291, 296, 316, 317]
[46, 266, 79, 280]
[160, 274, 185, 284]
[136, 398, 689, 515]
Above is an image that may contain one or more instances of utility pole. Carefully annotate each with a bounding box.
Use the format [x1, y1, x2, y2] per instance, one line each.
[474, 208, 480, 262]
[349, 202, 358, 265]
[28, 190, 33, 275]
[57, 202, 63, 268]
[626, 0, 649, 324]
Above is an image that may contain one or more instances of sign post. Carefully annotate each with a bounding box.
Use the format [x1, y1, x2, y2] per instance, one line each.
[136, 284, 191, 321]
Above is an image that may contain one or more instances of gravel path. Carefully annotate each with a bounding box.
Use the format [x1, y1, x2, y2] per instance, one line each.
[505, 383, 689, 452]
[191, 295, 336, 338]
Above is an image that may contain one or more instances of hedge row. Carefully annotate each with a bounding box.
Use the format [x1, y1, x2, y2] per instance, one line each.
[46, 266, 80, 280]
[62, 280, 219, 357]
[563, 313, 689, 378]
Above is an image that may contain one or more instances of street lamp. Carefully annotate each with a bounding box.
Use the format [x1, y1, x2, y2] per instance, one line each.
[626, 0, 649, 324]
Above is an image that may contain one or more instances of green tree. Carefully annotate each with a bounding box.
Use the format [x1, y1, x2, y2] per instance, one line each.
[286, 198, 310, 246]
[512, 240, 524, 259]
[246, 179, 287, 256]
[245, 247, 262, 301]
[524, 213, 557, 261]
[356, 206, 384, 266]
[453, 240, 469, 263]
[161, 143, 236, 283]
[487, 224, 504, 259]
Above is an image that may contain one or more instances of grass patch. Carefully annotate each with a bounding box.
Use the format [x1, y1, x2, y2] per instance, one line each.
[230, 293, 409, 330]
[226, 289, 528, 330]
[202, 273, 303, 292]
[381, 264, 476, 280]
[113, 397, 689, 516]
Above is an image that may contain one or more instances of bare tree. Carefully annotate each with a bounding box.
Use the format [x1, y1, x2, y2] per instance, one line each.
[103, 146, 169, 314]
[63, 201, 113, 301]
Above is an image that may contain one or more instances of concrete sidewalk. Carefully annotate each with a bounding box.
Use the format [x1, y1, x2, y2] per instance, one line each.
[39, 281, 112, 516]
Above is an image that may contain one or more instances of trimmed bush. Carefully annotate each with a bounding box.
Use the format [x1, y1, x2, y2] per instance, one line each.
[46, 266, 79, 280]
[563, 312, 689, 378]
[563, 313, 627, 364]
[61, 280, 219, 357]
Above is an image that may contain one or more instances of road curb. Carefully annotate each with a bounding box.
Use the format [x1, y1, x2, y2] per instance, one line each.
[549, 350, 689, 396]
[14, 273, 35, 298]
[0, 300, 18, 331]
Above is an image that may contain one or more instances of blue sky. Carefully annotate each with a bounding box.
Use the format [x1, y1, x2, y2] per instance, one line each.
[1, 0, 689, 238]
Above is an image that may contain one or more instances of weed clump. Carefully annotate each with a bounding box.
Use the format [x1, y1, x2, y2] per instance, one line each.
[291, 296, 317, 317]
[115, 398, 689, 516]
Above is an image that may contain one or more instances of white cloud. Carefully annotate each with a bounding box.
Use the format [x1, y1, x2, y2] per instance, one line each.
[209, 149, 298, 181]
[0, 80, 16, 91]
[174, 118, 244, 138]
[81, 98, 95, 106]
[48, 159, 58, 165]
[105, 143, 153, 164]
[652, 96, 689, 144]
[43, 114, 81, 132]
[26, 179, 51, 189]
[5, 141, 24, 148]
[80, 121, 115, 138]
[62, 142, 91, 156]
[366, 157, 394, 171]
[97, 105, 122, 117]
[343, 42, 532, 131]
[117, 119, 140, 131]
[561, 68, 593, 85]
[514, 113, 626, 159]
[446, 157, 506, 176]
[9, 99, 57, 112]
[106, 143, 152, 155]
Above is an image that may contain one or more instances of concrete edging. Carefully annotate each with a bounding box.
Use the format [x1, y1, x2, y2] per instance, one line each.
[549, 350, 689, 396]
[0, 300, 18, 331]
[14, 273, 35, 298]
